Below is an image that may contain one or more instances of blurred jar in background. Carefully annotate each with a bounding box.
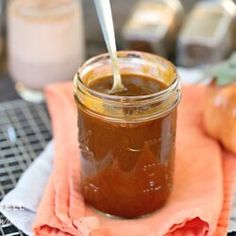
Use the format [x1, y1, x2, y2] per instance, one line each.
[122, 0, 184, 58]
[7, 0, 84, 102]
[177, 0, 236, 68]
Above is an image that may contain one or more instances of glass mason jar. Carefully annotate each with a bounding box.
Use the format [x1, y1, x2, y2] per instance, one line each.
[8, 0, 85, 102]
[74, 51, 180, 218]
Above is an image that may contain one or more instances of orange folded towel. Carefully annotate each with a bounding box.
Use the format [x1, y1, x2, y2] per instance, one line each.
[33, 83, 236, 236]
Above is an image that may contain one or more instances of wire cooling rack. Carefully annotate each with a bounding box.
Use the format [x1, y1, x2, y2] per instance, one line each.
[0, 100, 52, 236]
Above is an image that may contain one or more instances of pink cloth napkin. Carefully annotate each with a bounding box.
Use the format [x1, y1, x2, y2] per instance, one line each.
[33, 83, 236, 236]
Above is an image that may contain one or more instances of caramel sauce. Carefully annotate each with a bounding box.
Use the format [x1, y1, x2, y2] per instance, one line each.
[77, 74, 176, 218]
[88, 74, 166, 96]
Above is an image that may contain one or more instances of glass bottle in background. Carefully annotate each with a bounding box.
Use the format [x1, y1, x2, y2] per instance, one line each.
[7, 0, 85, 103]
[122, 0, 184, 58]
[177, 0, 236, 67]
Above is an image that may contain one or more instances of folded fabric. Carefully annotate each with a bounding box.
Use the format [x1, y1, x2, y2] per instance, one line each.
[0, 142, 54, 236]
[33, 82, 236, 236]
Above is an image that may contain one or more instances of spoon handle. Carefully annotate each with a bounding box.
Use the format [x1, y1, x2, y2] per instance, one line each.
[94, 0, 117, 55]
[94, 0, 124, 92]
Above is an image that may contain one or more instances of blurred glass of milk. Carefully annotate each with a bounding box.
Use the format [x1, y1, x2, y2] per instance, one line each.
[7, 0, 85, 102]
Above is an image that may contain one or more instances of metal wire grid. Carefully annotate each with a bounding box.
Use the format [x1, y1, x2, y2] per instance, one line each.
[0, 100, 52, 236]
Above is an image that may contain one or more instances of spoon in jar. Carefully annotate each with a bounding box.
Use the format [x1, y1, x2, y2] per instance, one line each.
[94, 0, 126, 94]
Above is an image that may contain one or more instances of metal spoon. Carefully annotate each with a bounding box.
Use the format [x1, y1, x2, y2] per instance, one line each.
[94, 0, 126, 94]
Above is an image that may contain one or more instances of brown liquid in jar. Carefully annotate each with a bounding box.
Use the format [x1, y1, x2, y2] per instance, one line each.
[77, 74, 176, 218]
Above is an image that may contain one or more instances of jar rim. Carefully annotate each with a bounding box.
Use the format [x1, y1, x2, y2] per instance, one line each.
[75, 51, 179, 103]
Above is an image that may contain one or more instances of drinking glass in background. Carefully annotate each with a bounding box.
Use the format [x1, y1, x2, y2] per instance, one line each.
[7, 0, 85, 102]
